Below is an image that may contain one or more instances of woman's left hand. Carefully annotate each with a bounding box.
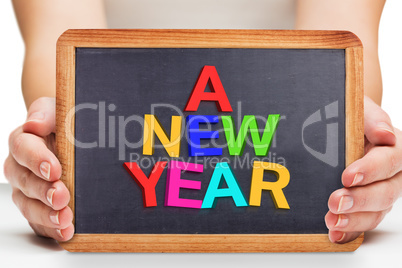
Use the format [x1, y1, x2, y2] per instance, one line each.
[326, 96, 402, 243]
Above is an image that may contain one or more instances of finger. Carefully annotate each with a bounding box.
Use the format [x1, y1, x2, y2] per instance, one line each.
[342, 145, 402, 187]
[11, 188, 73, 229]
[8, 130, 61, 181]
[4, 156, 69, 210]
[29, 222, 74, 242]
[364, 96, 396, 146]
[328, 230, 362, 244]
[328, 178, 401, 214]
[325, 209, 391, 233]
[23, 97, 56, 137]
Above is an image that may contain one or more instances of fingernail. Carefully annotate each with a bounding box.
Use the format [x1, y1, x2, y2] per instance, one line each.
[27, 112, 44, 122]
[40, 162, 51, 180]
[377, 122, 395, 136]
[49, 211, 60, 225]
[335, 215, 349, 228]
[336, 233, 346, 243]
[352, 173, 364, 186]
[338, 196, 353, 212]
[56, 229, 64, 239]
[47, 188, 56, 206]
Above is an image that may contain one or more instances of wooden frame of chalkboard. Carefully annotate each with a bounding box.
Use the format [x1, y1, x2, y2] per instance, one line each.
[56, 29, 364, 252]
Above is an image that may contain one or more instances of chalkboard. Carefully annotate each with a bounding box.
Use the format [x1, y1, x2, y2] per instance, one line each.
[56, 29, 364, 252]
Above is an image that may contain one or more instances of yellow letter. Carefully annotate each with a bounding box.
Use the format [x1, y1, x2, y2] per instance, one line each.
[143, 115, 182, 157]
[249, 161, 290, 209]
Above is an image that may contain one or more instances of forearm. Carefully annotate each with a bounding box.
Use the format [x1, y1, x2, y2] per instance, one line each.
[295, 0, 385, 105]
[21, 50, 56, 109]
[12, 0, 107, 109]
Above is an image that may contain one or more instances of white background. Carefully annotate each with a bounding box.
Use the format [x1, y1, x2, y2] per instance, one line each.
[0, 1, 401, 267]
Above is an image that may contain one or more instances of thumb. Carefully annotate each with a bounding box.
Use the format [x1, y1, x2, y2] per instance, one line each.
[364, 96, 396, 146]
[23, 97, 56, 137]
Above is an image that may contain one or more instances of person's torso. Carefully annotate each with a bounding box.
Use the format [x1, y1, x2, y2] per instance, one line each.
[104, 0, 296, 29]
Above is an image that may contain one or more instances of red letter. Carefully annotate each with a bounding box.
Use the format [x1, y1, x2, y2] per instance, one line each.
[184, 66, 233, 112]
[123, 161, 167, 207]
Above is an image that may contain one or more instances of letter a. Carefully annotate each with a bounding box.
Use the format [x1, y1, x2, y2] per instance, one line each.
[201, 162, 248, 208]
[184, 66, 233, 112]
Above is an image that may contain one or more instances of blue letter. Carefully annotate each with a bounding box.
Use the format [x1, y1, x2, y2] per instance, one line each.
[187, 115, 222, 157]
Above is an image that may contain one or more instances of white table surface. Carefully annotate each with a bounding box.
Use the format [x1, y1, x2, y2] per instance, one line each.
[1, 182, 401, 268]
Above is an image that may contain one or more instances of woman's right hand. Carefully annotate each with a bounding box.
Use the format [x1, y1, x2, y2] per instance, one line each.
[3, 97, 74, 241]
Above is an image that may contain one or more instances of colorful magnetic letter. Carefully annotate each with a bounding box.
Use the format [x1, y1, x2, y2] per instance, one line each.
[143, 114, 182, 157]
[249, 161, 290, 209]
[201, 162, 248, 208]
[222, 115, 280, 156]
[184, 66, 233, 112]
[165, 161, 204, 209]
[187, 115, 223, 157]
[123, 161, 167, 207]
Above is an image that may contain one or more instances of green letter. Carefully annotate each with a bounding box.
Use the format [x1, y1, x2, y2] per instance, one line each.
[222, 115, 280, 156]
